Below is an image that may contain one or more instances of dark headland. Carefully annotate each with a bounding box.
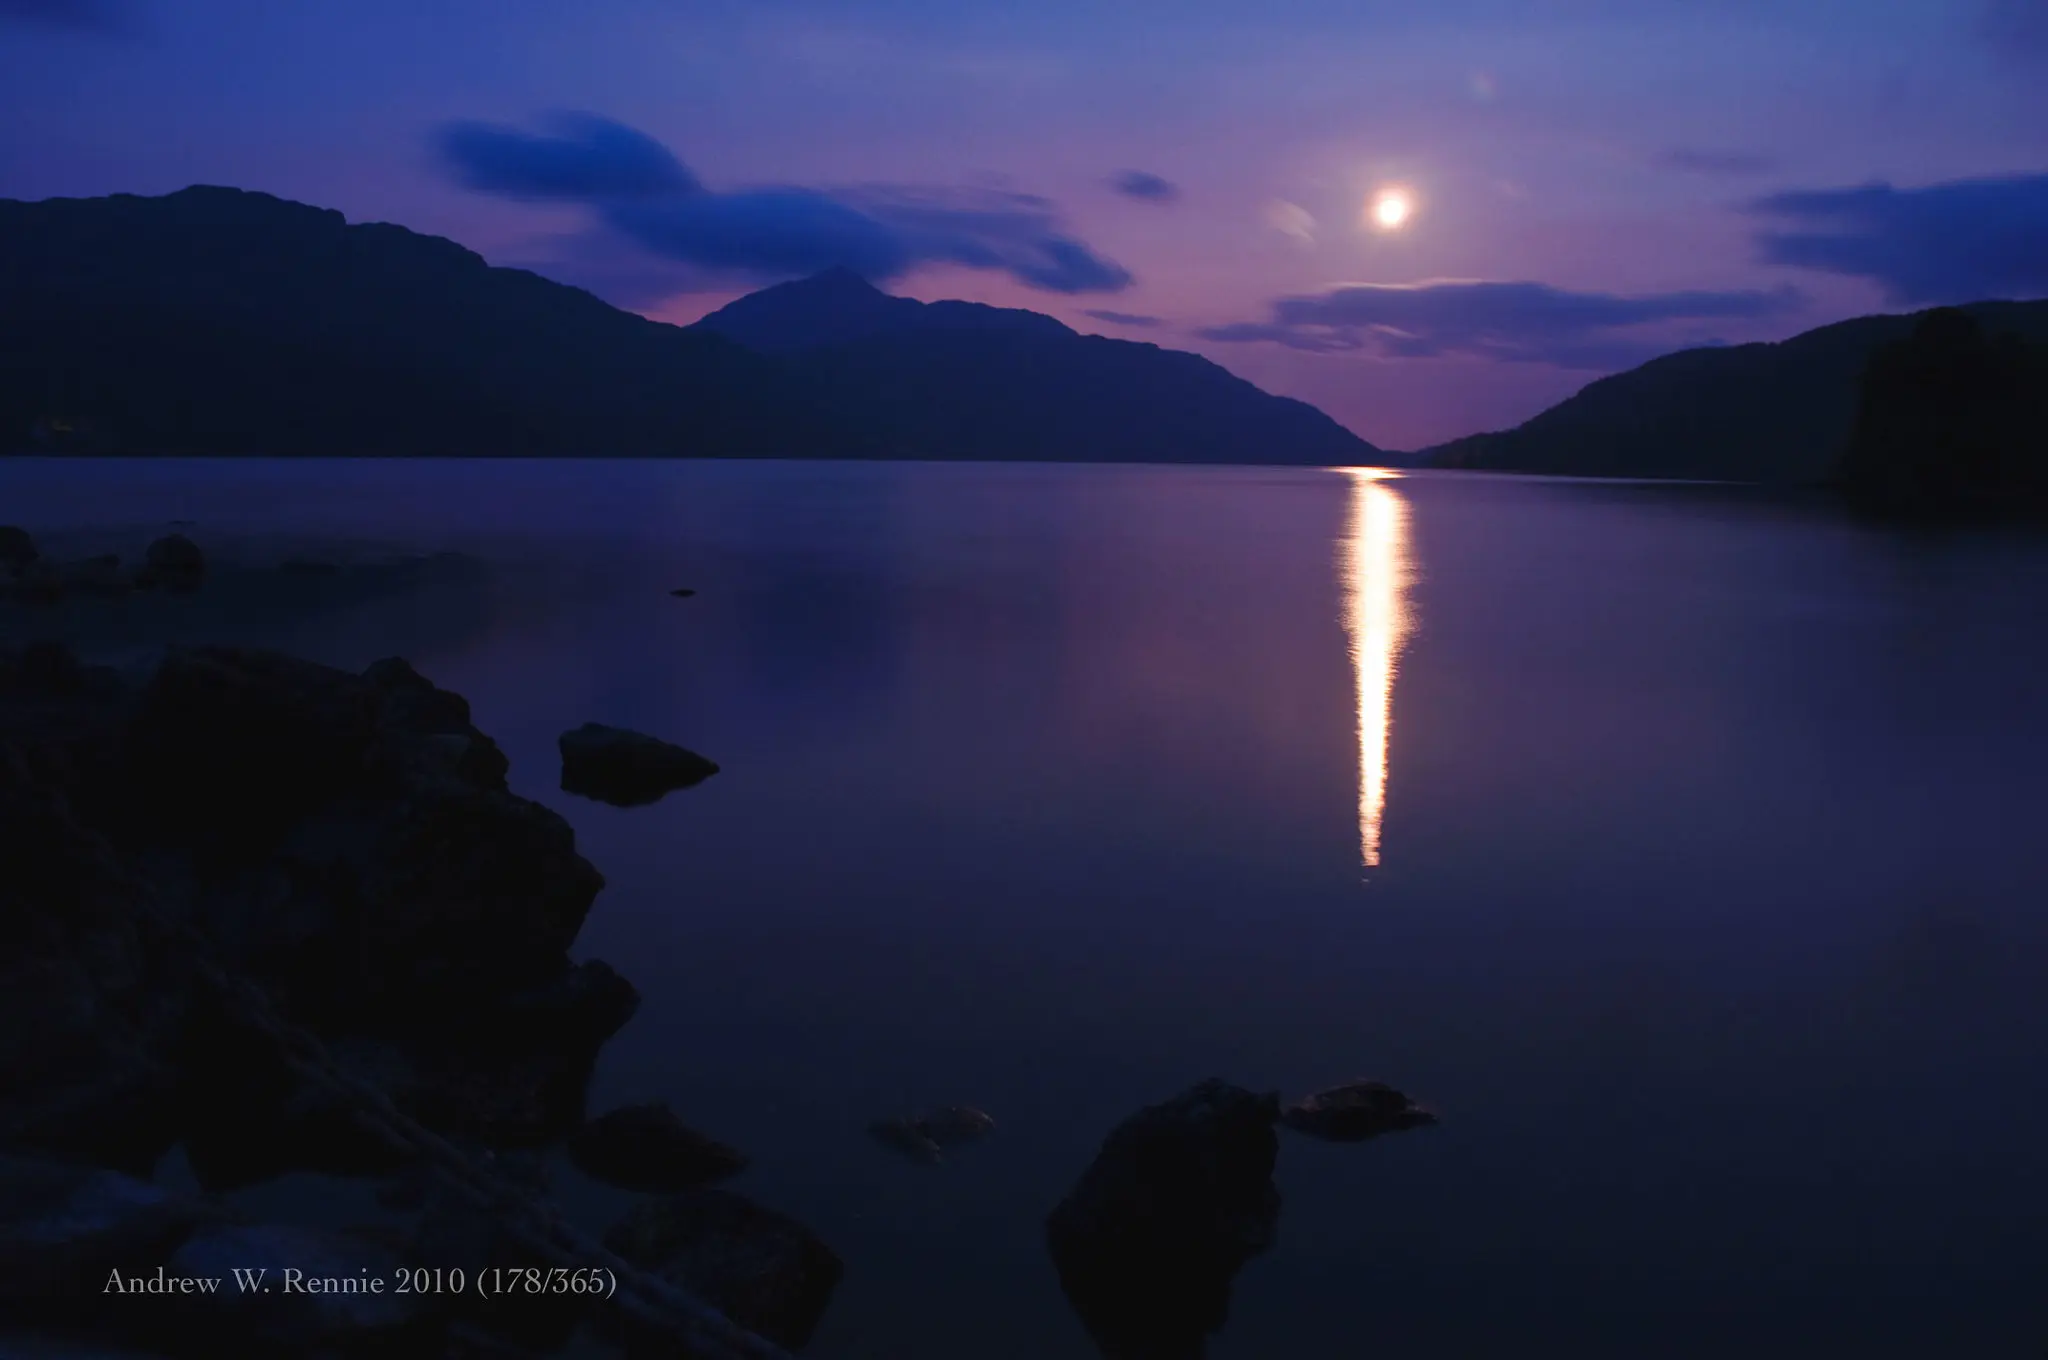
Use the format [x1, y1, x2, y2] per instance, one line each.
[1414, 298, 2048, 520]
[0, 186, 1375, 467]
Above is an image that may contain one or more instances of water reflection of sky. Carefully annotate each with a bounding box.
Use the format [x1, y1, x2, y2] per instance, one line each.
[4, 459, 2048, 1358]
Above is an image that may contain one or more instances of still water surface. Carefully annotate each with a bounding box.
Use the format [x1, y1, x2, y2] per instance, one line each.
[5, 458, 2047, 1358]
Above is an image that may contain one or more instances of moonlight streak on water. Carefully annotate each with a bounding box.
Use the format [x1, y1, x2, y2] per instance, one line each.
[1341, 469, 1414, 868]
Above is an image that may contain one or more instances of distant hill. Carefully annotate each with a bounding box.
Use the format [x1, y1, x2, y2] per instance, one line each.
[0, 187, 1377, 466]
[692, 270, 1378, 465]
[0, 186, 861, 457]
[1417, 299, 2048, 483]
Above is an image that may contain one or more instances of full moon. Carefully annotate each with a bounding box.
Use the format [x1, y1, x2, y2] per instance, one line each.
[1371, 188, 1413, 230]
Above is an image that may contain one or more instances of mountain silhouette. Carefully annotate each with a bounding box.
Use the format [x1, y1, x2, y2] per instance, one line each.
[0, 186, 860, 457]
[691, 268, 1377, 464]
[1417, 299, 2048, 482]
[0, 187, 1376, 466]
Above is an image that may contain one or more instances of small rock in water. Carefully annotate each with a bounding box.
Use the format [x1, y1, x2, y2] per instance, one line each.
[1046, 1080, 1282, 1360]
[868, 1118, 944, 1166]
[669, 587, 697, 598]
[911, 1105, 996, 1149]
[1279, 1080, 1438, 1143]
[569, 1103, 748, 1193]
[558, 722, 719, 807]
[137, 534, 204, 593]
[0, 525, 38, 573]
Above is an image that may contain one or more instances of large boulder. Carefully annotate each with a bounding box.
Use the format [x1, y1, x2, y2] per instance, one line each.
[558, 723, 719, 808]
[1045, 1080, 1282, 1360]
[111, 648, 604, 1026]
[603, 1190, 842, 1351]
[568, 1103, 747, 1193]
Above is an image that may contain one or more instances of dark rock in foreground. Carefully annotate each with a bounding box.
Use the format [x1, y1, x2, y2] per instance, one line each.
[603, 1189, 843, 1352]
[568, 1103, 748, 1193]
[1046, 1080, 1282, 1360]
[1280, 1081, 1438, 1144]
[558, 722, 719, 808]
[1, 642, 617, 1182]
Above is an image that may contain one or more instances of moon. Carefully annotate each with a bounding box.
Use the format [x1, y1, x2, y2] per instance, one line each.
[1370, 188, 1413, 231]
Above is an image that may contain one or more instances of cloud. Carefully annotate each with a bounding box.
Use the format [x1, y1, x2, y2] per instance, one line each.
[1747, 174, 2048, 304]
[435, 114, 700, 202]
[0, 0, 124, 30]
[434, 112, 1131, 297]
[1109, 170, 1180, 203]
[1082, 310, 1163, 327]
[1196, 279, 1801, 367]
[1658, 146, 1776, 177]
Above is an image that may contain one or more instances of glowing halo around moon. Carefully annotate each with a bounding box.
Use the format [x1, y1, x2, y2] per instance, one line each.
[1369, 186, 1415, 231]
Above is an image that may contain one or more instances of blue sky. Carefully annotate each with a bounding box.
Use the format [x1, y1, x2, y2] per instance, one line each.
[3, 0, 2043, 447]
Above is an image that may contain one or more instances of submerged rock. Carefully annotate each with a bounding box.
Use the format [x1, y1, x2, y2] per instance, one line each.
[0, 525, 37, 574]
[136, 535, 204, 592]
[869, 1106, 995, 1164]
[1046, 1080, 1282, 1360]
[557, 723, 719, 807]
[668, 587, 696, 598]
[911, 1105, 995, 1149]
[1279, 1081, 1438, 1144]
[568, 1103, 747, 1194]
[867, 1119, 943, 1166]
[603, 1189, 842, 1351]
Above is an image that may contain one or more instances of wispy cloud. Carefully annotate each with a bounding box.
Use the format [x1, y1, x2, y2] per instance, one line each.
[1082, 309, 1163, 327]
[1747, 173, 2048, 304]
[433, 112, 1132, 297]
[1197, 279, 1801, 367]
[1109, 170, 1180, 203]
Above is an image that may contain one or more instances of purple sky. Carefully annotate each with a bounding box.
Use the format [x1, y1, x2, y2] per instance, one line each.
[3, 0, 2045, 449]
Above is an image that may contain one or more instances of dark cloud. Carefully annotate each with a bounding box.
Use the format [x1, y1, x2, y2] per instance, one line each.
[1747, 174, 2048, 304]
[1658, 146, 1776, 177]
[435, 112, 1131, 297]
[1195, 279, 1800, 367]
[0, 0, 124, 30]
[1110, 170, 1180, 203]
[435, 114, 700, 202]
[1083, 309, 1164, 327]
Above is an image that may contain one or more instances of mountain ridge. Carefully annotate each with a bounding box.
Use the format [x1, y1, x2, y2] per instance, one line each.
[1414, 298, 2048, 482]
[0, 186, 1377, 466]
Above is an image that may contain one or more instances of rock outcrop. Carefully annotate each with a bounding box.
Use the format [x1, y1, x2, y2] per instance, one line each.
[1046, 1081, 1282, 1360]
[557, 723, 720, 807]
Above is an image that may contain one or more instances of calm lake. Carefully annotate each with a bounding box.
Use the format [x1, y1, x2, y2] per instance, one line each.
[6, 458, 2048, 1358]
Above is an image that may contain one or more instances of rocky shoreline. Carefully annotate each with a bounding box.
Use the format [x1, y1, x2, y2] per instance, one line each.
[0, 524, 1439, 1359]
[0, 631, 834, 1358]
